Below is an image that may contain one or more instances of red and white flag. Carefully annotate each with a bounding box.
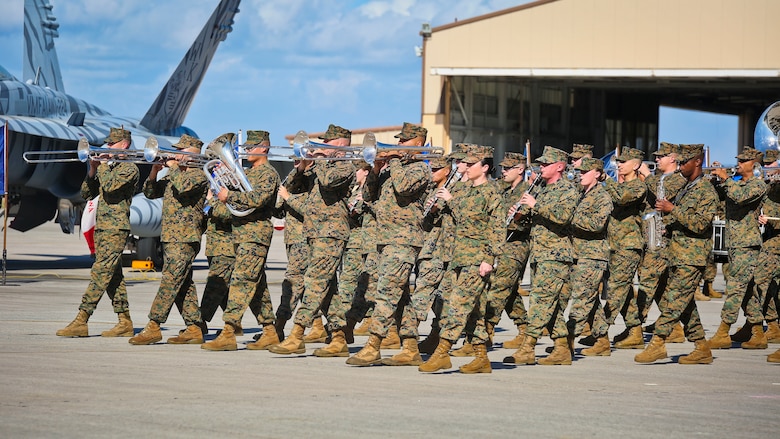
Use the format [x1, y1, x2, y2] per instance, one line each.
[82, 197, 99, 256]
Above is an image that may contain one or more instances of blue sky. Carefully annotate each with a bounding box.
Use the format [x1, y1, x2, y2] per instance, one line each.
[0, 0, 740, 163]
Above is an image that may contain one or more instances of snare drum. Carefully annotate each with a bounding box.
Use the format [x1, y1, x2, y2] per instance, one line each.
[711, 219, 728, 262]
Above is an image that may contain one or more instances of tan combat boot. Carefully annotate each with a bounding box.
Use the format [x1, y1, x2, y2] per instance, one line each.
[765, 321, 780, 343]
[234, 322, 244, 337]
[694, 288, 711, 301]
[517, 285, 530, 296]
[502, 324, 527, 349]
[704, 281, 722, 298]
[303, 318, 327, 343]
[634, 334, 667, 363]
[346, 334, 383, 366]
[708, 321, 732, 349]
[538, 337, 572, 365]
[768, 348, 780, 363]
[56, 310, 89, 337]
[129, 321, 162, 345]
[730, 322, 753, 343]
[313, 329, 349, 357]
[459, 343, 492, 374]
[450, 341, 474, 357]
[101, 312, 133, 337]
[167, 324, 204, 344]
[417, 327, 440, 355]
[581, 321, 592, 338]
[418, 339, 453, 372]
[614, 326, 645, 349]
[679, 339, 713, 364]
[353, 317, 373, 336]
[581, 335, 611, 356]
[268, 323, 306, 354]
[201, 323, 237, 351]
[382, 337, 423, 366]
[502, 336, 537, 365]
[246, 324, 280, 350]
[741, 324, 768, 349]
[667, 322, 685, 343]
[380, 325, 401, 349]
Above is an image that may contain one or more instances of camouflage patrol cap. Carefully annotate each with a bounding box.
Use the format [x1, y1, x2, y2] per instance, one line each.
[354, 160, 372, 171]
[575, 157, 604, 172]
[394, 122, 427, 141]
[171, 133, 204, 151]
[499, 152, 526, 167]
[428, 156, 450, 169]
[569, 143, 594, 159]
[616, 146, 644, 162]
[448, 143, 477, 160]
[462, 145, 495, 164]
[763, 149, 779, 164]
[319, 124, 352, 141]
[736, 145, 763, 161]
[653, 142, 678, 156]
[104, 127, 131, 144]
[678, 144, 704, 162]
[245, 130, 270, 146]
[536, 146, 569, 164]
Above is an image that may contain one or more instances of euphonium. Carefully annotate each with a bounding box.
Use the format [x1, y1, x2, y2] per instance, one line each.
[202, 133, 255, 217]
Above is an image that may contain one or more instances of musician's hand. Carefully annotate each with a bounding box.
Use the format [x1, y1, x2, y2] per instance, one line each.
[206, 189, 214, 201]
[88, 160, 99, 177]
[656, 199, 674, 214]
[520, 193, 536, 209]
[638, 162, 652, 178]
[278, 185, 290, 201]
[436, 187, 453, 202]
[508, 204, 519, 218]
[759, 214, 769, 225]
[711, 168, 728, 180]
[165, 159, 178, 168]
[479, 261, 493, 277]
[216, 187, 229, 202]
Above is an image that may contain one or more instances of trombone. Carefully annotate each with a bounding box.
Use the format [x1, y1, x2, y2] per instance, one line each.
[23, 138, 147, 164]
[142, 137, 213, 167]
[292, 130, 375, 164]
[361, 132, 445, 166]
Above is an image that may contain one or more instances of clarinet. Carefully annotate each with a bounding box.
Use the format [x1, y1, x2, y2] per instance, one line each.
[505, 172, 543, 242]
[422, 168, 461, 218]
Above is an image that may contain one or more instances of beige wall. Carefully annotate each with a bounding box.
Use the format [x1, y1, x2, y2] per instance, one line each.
[421, 0, 780, 147]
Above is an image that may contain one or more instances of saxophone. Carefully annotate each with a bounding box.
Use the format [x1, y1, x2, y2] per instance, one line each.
[643, 173, 668, 251]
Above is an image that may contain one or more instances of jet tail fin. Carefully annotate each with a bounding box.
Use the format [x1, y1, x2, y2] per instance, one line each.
[140, 0, 241, 136]
[23, 0, 65, 92]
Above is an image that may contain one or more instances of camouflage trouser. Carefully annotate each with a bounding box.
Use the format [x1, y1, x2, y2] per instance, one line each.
[635, 248, 669, 324]
[568, 258, 608, 337]
[721, 247, 763, 325]
[327, 246, 370, 331]
[485, 248, 530, 329]
[79, 229, 130, 315]
[400, 257, 445, 339]
[603, 248, 642, 328]
[276, 242, 309, 322]
[704, 252, 717, 282]
[526, 260, 571, 340]
[754, 250, 780, 322]
[222, 242, 273, 326]
[148, 241, 202, 325]
[440, 265, 491, 344]
[361, 249, 379, 304]
[199, 255, 235, 322]
[349, 249, 379, 321]
[654, 264, 705, 341]
[368, 244, 419, 338]
[293, 237, 346, 328]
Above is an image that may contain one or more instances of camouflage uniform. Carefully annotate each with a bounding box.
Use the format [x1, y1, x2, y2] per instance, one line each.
[221, 161, 280, 327]
[290, 158, 354, 328]
[78, 149, 139, 316]
[601, 149, 647, 333]
[715, 153, 767, 326]
[439, 154, 505, 345]
[568, 160, 613, 338]
[653, 159, 719, 341]
[756, 182, 780, 324]
[346, 171, 381, 322]
[199, 198, 235, 322]
[368, 157, 430, 337]
[526, 148, 580, 341]
[144, 157, 208, 326]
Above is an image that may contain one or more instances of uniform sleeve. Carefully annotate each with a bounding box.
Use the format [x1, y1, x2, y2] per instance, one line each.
[487, 190, 507, 257]
[168, 164, 208, 196]
[96, 162, 139, 195]
[723, 178, 767, 206]
[226, 167, 279, 210]
[284, 193, 307, 216]
[389, 159, 430, 196]
[143, 175, 167, 199]
[534, 183, 578, 226]
[81, 174, 100, 200]
[572, 191, 613, 232]
[605, 177, 646, 205]
[314, 160, 354, 190]
[667, 184, 718, 234]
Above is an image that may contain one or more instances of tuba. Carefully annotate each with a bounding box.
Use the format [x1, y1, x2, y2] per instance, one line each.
[755, 101, 780, 152]
[202, 133, 255, 217]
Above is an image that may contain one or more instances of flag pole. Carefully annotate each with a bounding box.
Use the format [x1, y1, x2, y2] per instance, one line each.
[2, 124, 8, 285]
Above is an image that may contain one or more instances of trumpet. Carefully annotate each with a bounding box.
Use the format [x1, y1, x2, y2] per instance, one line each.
[202, 133, 255, 217]
[292, 130, 374, 163]
[361, 132, 445, 165]
[23, 138, 148, 164]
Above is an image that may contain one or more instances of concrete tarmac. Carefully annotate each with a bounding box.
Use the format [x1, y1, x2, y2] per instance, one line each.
[0, 223, 778, 438]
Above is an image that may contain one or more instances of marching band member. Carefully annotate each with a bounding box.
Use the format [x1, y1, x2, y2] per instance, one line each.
[200, 130, 281, 350]
[197, 190, 235, 333]
[347, 122, 430, 366]
[131, 134, 208, 345]
[269, 124, 354, 355]
[635, 143, 719, 364]
[708, 146, 768, 350]
[57, 127, 139, 338]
